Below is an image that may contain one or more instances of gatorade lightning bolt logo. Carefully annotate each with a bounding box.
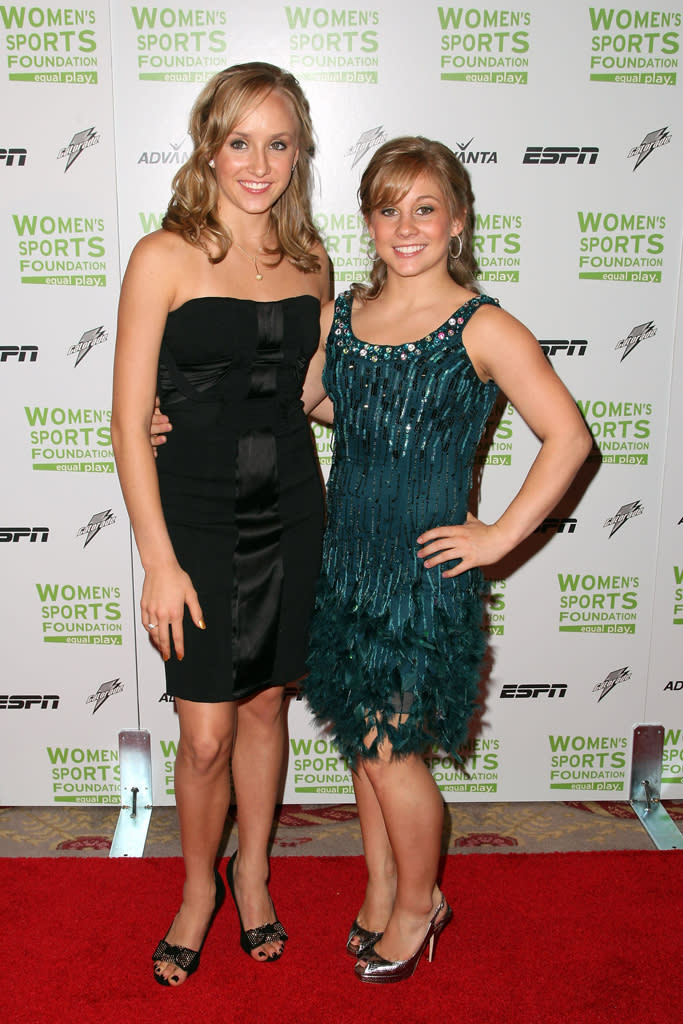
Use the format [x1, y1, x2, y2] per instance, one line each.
[603, 500, 644, 537]
[86, 678, 123, 714]
[58, 127, 100, 171]
[628, 128, 671, 170]
[77, 510, 116, 548]
[68, 326, 108, 367]
[347, 127, 387, 167]
[615, 321, 656, 361]
[593, 667, 631, 702]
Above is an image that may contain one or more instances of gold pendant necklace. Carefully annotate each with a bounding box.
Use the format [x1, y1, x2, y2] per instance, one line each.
[232, 240, 264, 281]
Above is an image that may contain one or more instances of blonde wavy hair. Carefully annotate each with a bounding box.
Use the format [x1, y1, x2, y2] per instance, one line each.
[351, 136, 479, 300]
[162, 62, 322, 272]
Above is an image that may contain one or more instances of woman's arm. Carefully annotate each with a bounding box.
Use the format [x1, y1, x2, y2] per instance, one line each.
[309, 396, 334, 426]
[301, 298, 335, 417]
[111, 233, 204, 657]
[417, 305, 593, 577]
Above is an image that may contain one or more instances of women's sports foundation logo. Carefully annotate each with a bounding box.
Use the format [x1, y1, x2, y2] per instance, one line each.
[587, 7, 680, 86]
[1, 5, 100, 84]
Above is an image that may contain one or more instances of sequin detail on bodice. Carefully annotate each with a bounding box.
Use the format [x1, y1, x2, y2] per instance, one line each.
[321, 290, 500, 622]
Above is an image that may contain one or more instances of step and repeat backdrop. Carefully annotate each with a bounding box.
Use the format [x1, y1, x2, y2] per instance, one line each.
[1, 1, 681, 806]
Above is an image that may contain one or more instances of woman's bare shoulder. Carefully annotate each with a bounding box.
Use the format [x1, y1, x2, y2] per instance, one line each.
[467, 299, 535, 344]
[128, 227, 193, 266]
[124, 230, 204, 301]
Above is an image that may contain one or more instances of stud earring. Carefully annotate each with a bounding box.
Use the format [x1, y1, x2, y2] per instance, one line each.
[209, 159, 215, 168]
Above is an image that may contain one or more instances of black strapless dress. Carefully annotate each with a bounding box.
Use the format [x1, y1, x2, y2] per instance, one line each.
[155, 295, 324, 702]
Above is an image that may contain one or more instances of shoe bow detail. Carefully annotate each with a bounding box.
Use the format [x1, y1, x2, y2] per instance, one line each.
[244, 920, 288, 949]
[152, 938, 200, 973]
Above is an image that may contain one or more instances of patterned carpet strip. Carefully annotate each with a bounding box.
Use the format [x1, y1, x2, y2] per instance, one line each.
[1, 800, 681, 857]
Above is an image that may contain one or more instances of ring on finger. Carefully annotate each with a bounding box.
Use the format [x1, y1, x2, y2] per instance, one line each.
[147, 623, 158, 629]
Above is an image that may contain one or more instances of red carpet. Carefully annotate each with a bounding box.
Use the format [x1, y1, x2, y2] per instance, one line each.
[3, 853, 681, 1023]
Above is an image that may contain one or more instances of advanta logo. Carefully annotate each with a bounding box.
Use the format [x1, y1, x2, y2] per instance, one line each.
[0, 526, 48, 543]
[539, 340, 587, 357]
[454, 137, 497, 165]
[1, 147, 27, 166]
[58, 128, 100, 172]
[593, 667, 631, 702]
[523, 147, 598, 165]
[628, 128, 671, 170]
[603, 500, 644, 537]
[501, 683, 567, 698]
[86, 678, 123, 714]
[615, 321, 656, 361]
[535, 517, 577, 534]
[0, 694, 59, 709]
[138, 135, 191, 167]
[1, 345, 38, 363]
[664, 680, 683, 692]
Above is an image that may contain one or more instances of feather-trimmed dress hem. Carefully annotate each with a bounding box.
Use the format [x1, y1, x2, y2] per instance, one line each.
[304, 573, 488, 764]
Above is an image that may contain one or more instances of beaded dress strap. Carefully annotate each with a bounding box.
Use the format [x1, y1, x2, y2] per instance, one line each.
[330, 290, 499, 359]
[451, 293, 500, 327]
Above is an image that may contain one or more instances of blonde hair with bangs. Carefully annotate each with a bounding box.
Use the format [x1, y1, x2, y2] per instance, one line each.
[162, 62, 322, 272]
[351, 136, 479, 300]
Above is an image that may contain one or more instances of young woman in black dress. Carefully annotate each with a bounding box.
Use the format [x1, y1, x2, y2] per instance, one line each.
[112, 63, 330, 986]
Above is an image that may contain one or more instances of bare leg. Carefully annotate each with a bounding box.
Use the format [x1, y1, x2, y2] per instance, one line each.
[358, 745, 446, 963]
[347, 760, 396, 950]
[229, 684, 287, 960]
[154, 698, 235, 985]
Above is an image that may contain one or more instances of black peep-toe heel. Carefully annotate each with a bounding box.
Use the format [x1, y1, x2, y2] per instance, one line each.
[152, 868, 225, 986]
[226, 850, 288, 961]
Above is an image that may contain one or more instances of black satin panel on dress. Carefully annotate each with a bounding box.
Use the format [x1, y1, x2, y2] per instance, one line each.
[158, 350, 232, 405]
[248, 304, 284, 397]
[232, 305, 285, 688]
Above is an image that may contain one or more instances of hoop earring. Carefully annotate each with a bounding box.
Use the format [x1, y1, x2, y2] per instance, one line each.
[449, 234, 463, 261]
[367, 239, 381, 263]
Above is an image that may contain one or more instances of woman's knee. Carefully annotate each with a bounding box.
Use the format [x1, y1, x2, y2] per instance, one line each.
[239, 685, 285, 727]
[178, 729, 232, 775]
[361, 745, 421, 790]
[358, 748, 392, 787]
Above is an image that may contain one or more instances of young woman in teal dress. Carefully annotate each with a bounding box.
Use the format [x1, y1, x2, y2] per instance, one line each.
[112, 63, 330, 986]
[301, 137, 592, 983]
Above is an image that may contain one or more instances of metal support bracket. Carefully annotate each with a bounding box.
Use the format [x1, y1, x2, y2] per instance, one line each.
[629, 724, 681, 851]
[110, 729, 153, 858]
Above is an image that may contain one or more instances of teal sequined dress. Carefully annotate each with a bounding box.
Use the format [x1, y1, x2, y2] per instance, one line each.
[304, 290, 500, 762]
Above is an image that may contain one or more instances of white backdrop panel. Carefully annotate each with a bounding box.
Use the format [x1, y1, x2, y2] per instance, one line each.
[1, 1, 681, 804]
